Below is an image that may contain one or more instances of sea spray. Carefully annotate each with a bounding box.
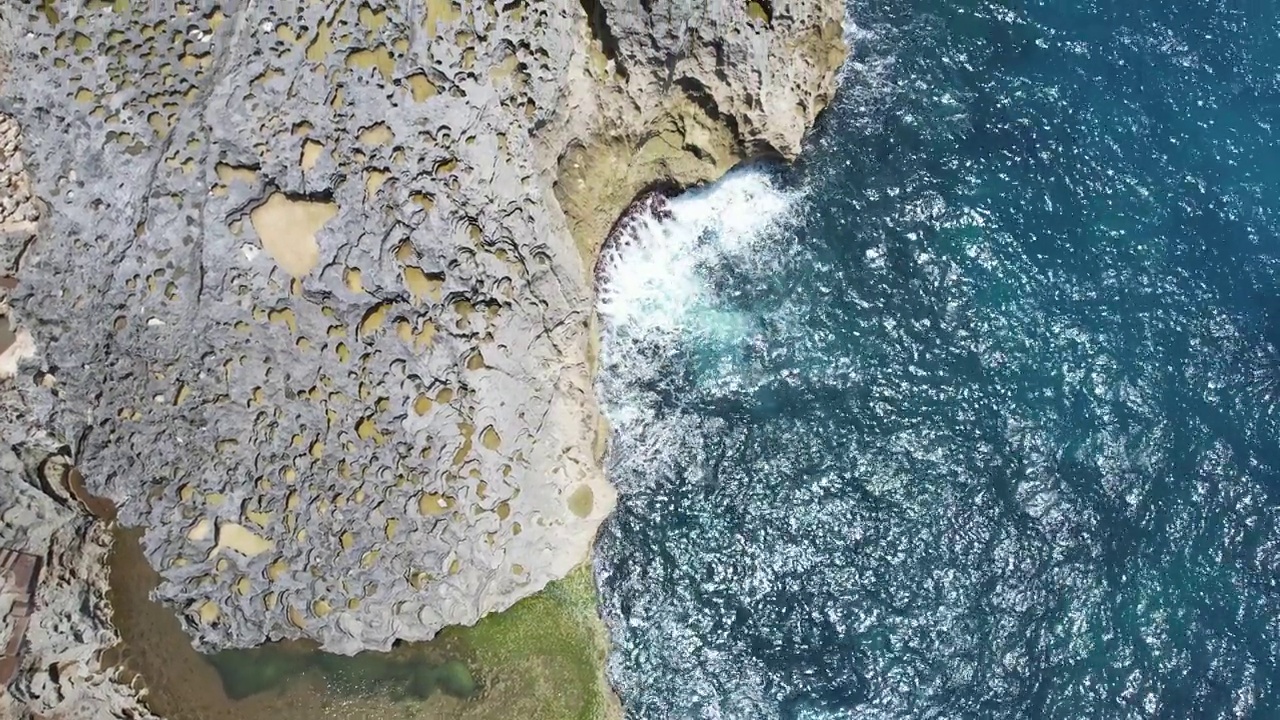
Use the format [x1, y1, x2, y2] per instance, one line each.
[594, 167, 813, 720]
[594, 166, 809, 445]
[596, 169, 803, 345]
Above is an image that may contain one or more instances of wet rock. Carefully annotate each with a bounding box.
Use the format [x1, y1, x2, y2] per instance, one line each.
[594, 191, 674, 286]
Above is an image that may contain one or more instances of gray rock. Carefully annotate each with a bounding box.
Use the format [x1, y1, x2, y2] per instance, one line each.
[0, 444, 155, 719]
[0, 0, 843, 662]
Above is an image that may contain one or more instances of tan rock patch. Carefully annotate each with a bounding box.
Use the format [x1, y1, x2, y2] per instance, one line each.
[249, 193, 337, 277]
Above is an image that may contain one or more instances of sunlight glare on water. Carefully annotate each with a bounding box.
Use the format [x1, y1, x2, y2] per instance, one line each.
[595, 0, 1280, 717]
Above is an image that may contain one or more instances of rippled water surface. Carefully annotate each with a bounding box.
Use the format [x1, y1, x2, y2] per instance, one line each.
[594, 0, 1280, 717]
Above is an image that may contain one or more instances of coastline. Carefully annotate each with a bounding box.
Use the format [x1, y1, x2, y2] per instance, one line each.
[556, 5, 846, 714]
[105, 524, 619, 720]
[0, 1, 845, 717]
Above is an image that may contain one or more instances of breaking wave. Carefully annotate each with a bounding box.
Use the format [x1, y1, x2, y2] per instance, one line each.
[595, 167, 815, 720]
[596, 170, 805, 398]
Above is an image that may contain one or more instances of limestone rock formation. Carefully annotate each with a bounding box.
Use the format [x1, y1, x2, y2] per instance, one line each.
[559, 0, 845, 258]
[0, 0, 843, 673]
[3, 0, 619, 656]
[595, 0, 844, 158]
[0, 441, 154, 719]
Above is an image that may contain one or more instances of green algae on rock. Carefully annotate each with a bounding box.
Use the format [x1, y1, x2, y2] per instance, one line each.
[441, 564, 618, 720]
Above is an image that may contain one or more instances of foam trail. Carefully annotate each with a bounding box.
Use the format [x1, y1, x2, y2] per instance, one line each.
[595, 167, 806, 481]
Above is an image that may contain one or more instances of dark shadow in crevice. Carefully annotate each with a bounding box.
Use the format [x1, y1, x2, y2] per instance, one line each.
[580, 0, 627, 77]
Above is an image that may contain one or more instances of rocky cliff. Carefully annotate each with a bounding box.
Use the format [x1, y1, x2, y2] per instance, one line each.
[0, 0, 843, 716]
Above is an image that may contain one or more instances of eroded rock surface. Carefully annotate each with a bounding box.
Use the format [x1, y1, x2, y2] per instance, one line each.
[560, 0, 845, 259]
[0, 0, 843, 669]
[0, 477, 154, 720]
[0, 319, 153, 718]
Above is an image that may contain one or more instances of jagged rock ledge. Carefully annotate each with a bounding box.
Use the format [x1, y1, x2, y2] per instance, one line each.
[0, 0, 843, 717]
[592, 190, 673, 286]
[560, 0, 845, 266]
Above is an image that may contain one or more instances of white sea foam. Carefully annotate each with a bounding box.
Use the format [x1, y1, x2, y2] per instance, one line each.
[594, 167, 810, 720]
[595, 167, 807, 496]
[597, 168, 802, 354]
[592, 19, 902, 718]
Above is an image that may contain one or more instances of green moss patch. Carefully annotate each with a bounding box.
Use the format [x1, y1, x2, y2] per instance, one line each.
[442, 565, 614, 720]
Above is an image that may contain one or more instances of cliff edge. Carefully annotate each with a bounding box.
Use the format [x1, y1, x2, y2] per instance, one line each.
[0, 0, 843, 716]
[560, 0, 844, 261]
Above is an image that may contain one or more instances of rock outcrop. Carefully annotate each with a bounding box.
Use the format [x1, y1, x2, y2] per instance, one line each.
[0, 0, 843, 713]
[559, 0, 845, 260]
[3, 111, 154, 720]
[0, 437, 154, 719]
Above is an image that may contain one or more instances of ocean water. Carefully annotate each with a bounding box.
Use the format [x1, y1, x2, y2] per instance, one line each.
[593, 0, 1280, 718]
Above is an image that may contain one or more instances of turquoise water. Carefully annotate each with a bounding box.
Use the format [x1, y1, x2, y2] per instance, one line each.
[594, 0, 1280, 718]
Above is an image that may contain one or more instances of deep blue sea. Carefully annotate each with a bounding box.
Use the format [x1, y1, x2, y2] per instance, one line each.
[593, 0, 1280, 718]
